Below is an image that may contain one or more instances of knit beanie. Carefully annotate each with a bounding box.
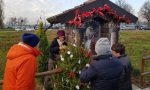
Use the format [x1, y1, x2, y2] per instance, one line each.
[57, 30, 65, 37]
[22, 33, 40, 47]
[95, 38, 111, 55]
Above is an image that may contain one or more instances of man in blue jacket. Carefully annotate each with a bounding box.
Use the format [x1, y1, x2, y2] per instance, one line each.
[111, 43, 132, 90]
[80, 38, 123, 90]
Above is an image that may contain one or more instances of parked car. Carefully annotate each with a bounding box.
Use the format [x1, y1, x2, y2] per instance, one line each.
[139, 25, 150, 30]
[26, 28, 35, 31]
[15, 27, 22, 31]
[120, 24, 136, 30]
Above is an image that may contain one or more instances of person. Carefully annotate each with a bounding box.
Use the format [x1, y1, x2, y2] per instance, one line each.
[44, 30, 67, 90]
[80, 38, 123, 90]
[3, 33, 40, 90]
[49, 29, 67, 69]
[111, 43, 132, 90]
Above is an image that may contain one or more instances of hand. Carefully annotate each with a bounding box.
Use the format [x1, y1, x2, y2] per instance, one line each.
[85, 64, 90, 68]
[80, 82, 86, 86]
[79, 82, 88, 88]
[61, 45, 67, 49]
[59, 46, 63, 50]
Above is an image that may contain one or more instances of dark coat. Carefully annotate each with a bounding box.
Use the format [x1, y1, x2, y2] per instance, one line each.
[80, 54, 123, 90]
[118, 54, 132, 90]
[49, 38, 67, 61]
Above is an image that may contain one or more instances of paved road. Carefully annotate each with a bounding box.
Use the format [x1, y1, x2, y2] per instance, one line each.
[132, 84, 150, 90]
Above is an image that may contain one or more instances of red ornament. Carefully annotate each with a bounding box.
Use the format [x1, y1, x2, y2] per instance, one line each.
[80, 47, 85, 53]
[85, 51, 92, 58]
[69, 72, 75, 78]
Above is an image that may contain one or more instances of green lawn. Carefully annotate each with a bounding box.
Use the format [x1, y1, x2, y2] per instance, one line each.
[0, 30, 150, 88]
[119, 30, 150, 73]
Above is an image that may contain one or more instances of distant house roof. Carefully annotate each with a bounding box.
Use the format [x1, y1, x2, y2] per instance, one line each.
[47, 0, 138, 24]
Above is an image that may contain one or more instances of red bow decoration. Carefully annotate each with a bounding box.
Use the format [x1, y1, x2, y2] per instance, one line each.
[107, 10, 116, 16]
[75, 9, 80, 16]
[68, 20, 75, 25]
[81, 12, 91, 18]
[104, 4, 112, 12]
[74, 15, 82, 27]
[90, 8, 105, 17]
[118, 15, 126, 22]
[97, 7, 104, 12]
[97, 7, 105, 17]
[67, 5, 131, 27]
[126, 19, 131, 24]
[90, 8, 97, 15]
[98, 11, 105, 17]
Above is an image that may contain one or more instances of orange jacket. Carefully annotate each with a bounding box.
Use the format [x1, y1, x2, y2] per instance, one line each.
[3, 42, 40, 90]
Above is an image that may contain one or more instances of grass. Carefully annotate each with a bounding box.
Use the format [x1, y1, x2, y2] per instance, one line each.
[0, 30, 150, 89]
[119, 30, 150, 72]
[0, 31, 25, 78]
[119, 30, 150, 87]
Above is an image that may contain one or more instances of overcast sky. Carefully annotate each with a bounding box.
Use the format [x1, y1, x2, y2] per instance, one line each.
[3, 0, 148, 24]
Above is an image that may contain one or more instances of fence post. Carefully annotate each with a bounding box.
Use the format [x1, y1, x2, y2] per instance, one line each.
[140, 58, 144, 88]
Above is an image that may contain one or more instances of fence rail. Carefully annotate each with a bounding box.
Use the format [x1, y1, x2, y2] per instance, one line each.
[0, 68, 62, 85]
[140, 56, 150, 88]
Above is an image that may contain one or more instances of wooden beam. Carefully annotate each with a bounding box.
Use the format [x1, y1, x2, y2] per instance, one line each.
[0, 80, 3, 85]
[140, 58, 145, 88]
[35, 69, 62, 77]
[0, 69, 63, 85]
[141, 72, 150, 76]
[142, 56, 150, 60]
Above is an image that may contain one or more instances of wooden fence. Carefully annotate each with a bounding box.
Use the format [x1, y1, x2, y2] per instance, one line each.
[0, 68, 62, 85]
[140, 56, 150, 88]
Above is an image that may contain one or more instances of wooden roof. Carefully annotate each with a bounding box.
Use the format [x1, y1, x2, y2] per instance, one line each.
[47, 0, 138, 24]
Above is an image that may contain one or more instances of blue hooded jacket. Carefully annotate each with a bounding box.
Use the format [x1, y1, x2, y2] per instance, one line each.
[80, 54, 123, 90]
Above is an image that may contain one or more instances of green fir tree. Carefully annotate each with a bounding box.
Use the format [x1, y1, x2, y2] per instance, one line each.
[35, 21, 50, 82]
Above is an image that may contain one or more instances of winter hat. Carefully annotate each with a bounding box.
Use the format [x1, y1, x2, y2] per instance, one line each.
[57, 30, 65, 37]
[22, 33, 40, 47]
[95, 38, 111, 55]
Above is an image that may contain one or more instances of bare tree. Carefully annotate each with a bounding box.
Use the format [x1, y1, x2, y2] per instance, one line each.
[7, 17, 28, 28]
[0, 0, 4, 29]
[8, 17, 17, 27]
[139, 0, 150, 23]
[115, 0, 134, 14]
[17, 17, 28, 26]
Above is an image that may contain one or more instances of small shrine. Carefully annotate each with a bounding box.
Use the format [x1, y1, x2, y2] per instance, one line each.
[47, 0, 138, 54]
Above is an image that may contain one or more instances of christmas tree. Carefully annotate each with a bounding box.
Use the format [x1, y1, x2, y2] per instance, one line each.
[50, 44, 92, 90]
